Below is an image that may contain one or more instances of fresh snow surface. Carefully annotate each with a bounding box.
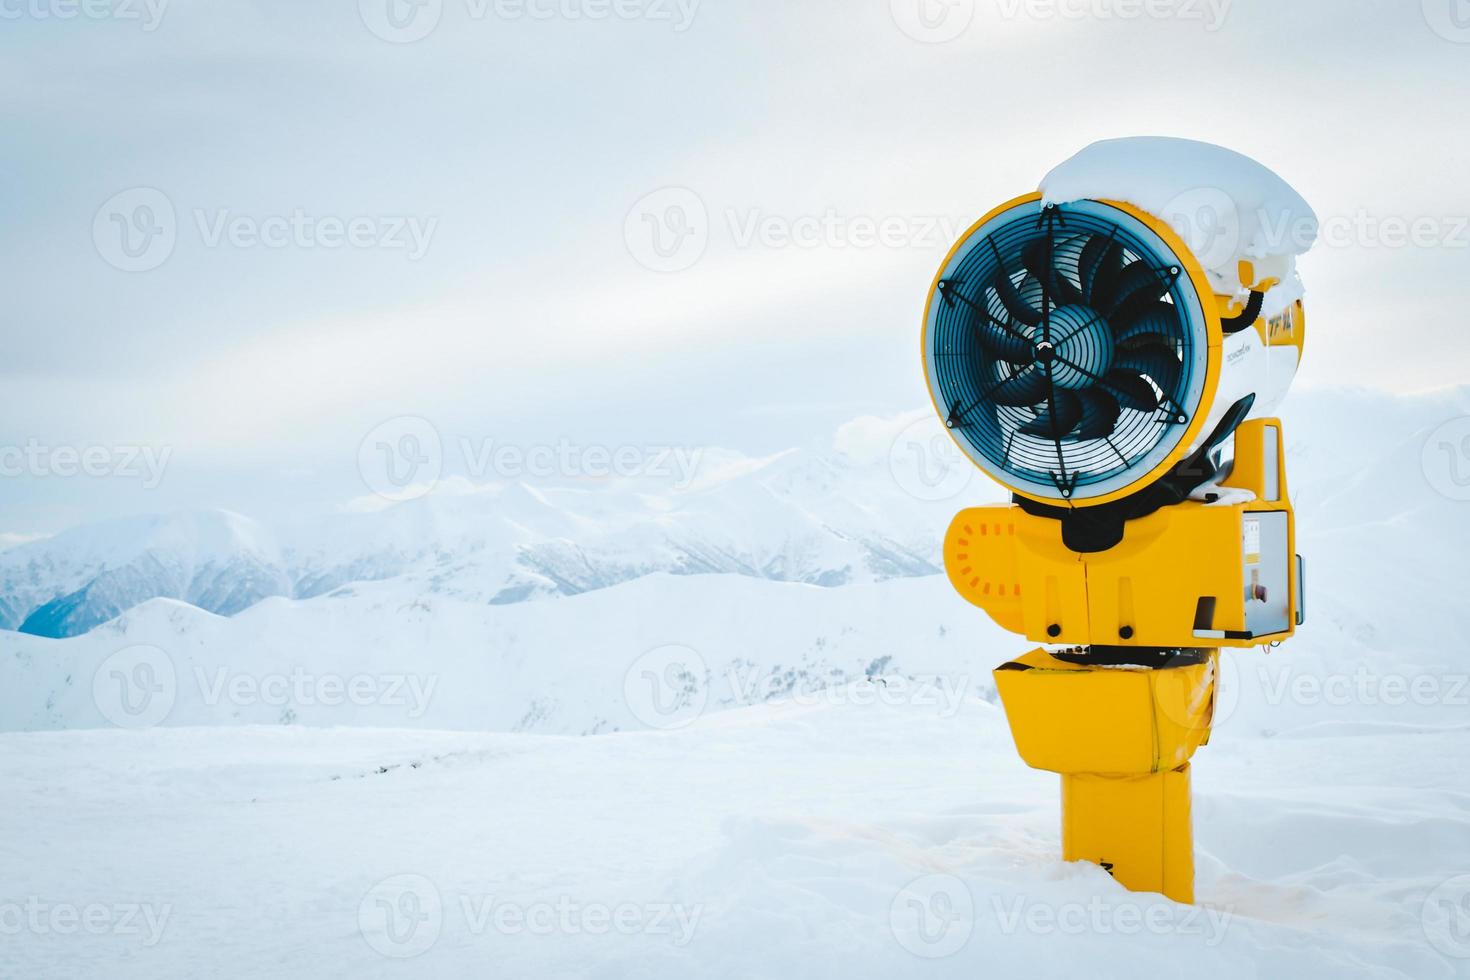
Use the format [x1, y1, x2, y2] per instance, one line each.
[2, 705, 1466, 978]
[1041, 137, 1318, 314]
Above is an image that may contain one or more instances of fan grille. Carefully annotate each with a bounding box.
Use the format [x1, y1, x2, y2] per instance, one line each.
[924, 198, 1210, 503]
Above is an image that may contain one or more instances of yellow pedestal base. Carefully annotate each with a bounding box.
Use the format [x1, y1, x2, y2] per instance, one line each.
[993, 648, 1218, 904]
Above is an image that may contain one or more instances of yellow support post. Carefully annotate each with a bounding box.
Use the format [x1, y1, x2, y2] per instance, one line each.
[992, 648, 1218, 904]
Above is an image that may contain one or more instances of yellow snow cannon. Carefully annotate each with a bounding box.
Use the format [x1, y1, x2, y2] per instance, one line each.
[921, 166, 1309, 903]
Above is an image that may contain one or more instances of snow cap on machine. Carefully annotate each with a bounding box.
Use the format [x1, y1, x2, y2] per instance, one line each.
[1040, 136, 1318, 317]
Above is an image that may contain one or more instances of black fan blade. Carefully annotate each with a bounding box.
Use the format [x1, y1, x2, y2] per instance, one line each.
[1106, 261, 1172, 320]
[1114, 301, 1178, 342]
[1077, 233, 1115, 296]
[1085, 240, 1126, 308]
[991, 270, 1042, 326]
[1116, 344, 1182, 395]
[974, 316, 1035, 365]
[1074, 388, 1121, 440]
[1052, 234, 1089, 287]
[1021, 240, 1085, 307]
[989, 367, 1051, 407]
[1103, 369, 1160, 412]
[1019, 390, 1083, 438]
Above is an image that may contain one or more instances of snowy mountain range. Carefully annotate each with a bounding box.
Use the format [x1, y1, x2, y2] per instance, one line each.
[3, 386, 1469, 734]
[0, 414, 978, 639]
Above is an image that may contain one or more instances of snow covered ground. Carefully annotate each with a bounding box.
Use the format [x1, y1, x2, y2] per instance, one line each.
[3, 387, 1470, 976]
[3, 700, 1467, 978]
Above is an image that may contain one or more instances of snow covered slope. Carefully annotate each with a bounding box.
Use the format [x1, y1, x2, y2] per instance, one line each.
[0, 573, 1014, 733]
[1, 702, 1464, 978]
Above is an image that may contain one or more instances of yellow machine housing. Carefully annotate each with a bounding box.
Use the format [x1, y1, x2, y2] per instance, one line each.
[944, 419, 1301, 650]
[993, 648, 1216, 901]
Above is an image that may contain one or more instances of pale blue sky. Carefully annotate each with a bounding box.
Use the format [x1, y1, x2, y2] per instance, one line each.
[3, 0, 1468, 535]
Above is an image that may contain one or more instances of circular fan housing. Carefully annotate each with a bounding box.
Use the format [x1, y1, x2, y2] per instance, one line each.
[923, 195, 1216, 506]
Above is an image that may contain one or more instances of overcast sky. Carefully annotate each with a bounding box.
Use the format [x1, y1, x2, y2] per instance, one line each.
[3, 0, 1468, 536]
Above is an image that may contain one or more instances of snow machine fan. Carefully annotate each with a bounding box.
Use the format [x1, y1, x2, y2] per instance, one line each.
[923, 192, 1303, 552]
